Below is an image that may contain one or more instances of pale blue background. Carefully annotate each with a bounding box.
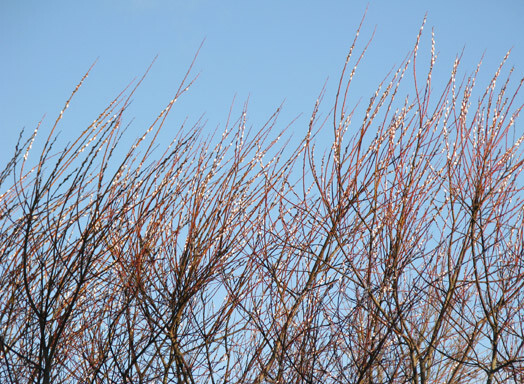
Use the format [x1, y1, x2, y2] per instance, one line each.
[1, 0, 524, 167]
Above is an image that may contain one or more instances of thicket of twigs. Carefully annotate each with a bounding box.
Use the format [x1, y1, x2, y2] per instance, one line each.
[1, 21, 524, 384]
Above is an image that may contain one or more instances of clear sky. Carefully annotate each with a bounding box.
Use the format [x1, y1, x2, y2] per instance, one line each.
[2, 0, 524, 168]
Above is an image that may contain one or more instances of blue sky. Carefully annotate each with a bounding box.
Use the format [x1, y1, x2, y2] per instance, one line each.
[2, 0, 524, 168]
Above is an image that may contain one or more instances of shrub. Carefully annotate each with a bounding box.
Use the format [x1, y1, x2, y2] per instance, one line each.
[1, 20, 524, 384]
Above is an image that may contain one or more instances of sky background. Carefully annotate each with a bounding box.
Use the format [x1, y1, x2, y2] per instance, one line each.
[1, 0, 524, 169]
